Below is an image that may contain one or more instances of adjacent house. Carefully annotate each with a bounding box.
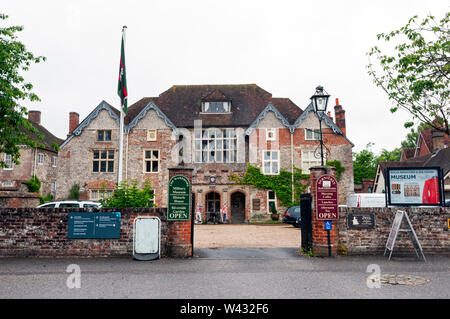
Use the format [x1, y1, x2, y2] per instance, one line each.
[56, 84, 354, 222]
[373, 126, 450, 200]
[0, 111, 63, 203]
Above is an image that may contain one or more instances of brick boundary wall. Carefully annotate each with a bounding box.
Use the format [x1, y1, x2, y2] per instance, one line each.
[337, 207, 450, 255]
[0, 207, 176, 258]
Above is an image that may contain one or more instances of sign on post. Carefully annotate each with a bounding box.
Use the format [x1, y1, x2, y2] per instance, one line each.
[68, 212, 121, 239]
[167, 175, 191, 221]
[316, 175, 338, 220]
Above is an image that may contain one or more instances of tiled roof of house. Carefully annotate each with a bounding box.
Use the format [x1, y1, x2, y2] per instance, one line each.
[20, 121, 64, 153]
[400, 148, 415, 161]
[379, 147, 450, 177]
[124, 84, 303, 128]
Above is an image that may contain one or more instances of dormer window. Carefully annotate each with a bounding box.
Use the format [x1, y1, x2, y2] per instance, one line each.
[202, 101, 230, 113]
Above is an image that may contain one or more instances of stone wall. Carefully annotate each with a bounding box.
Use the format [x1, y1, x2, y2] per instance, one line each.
[0, 207, 173, 257]
[337, 207, 450, 255]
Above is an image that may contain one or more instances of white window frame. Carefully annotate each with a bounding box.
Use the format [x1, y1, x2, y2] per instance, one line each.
[38, 153, 44, 165]
[305, 129, 321, 141]
[147, 129, 157, 141]
[51, 181, 56, 194]
[262, 150, 279, 175]
[267, 190, 277, 213]
[301, 150, 323, 173]
[3, 154, 13, 170]
[1, 181, 15, 187]
[201, 101, 230, 113]
[194, 128, 236, 163]
[143, 149, 160, 173]
[52, 156, 58, 167]
[266, 128, 276, 141]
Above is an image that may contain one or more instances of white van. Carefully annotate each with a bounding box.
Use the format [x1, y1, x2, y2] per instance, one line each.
[346, 193, 386, 208]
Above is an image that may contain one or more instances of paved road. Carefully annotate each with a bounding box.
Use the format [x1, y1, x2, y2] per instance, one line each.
[0, 250, 449, 299]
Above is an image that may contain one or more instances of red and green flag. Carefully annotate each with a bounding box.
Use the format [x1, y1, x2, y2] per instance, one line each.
[117, 29, 128, 114]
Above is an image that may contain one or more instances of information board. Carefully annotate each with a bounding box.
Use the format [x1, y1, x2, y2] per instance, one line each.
[316, 175, 338, 220]
[386, 167, 444, 206]
[167, 175, 191, 221]
[347, 213, 376, 229]
[68, 212, 121, 239]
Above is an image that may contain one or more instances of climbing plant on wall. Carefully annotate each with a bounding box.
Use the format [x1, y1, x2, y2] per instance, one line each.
[229, 164, 310, 207]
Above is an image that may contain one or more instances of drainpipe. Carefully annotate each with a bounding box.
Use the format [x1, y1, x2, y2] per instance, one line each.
[291, 131, 294, 202]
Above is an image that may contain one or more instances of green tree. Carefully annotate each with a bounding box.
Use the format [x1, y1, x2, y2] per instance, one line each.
[400, 122, 429, 148]
[353, 143, 378, 185]
[99, 179, 155, 208]
[367, 12, 449, 135]
[0, 13, 46, 167]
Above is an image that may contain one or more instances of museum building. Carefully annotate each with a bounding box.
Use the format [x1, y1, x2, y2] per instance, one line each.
[56, 84, 354, 223]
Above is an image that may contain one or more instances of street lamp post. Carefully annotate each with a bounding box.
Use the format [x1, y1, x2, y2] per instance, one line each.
[310, 85, 330, 166]
[310, 85, 332, 257]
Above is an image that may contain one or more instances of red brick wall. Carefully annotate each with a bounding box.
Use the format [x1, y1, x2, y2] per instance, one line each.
[0, 208, 171, 257]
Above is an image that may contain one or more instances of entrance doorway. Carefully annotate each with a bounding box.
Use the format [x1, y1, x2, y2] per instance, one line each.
[230, 192, 245, 224]
[205, 192, 220, 224]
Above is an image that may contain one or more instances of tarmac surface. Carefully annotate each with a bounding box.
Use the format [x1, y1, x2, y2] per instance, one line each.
[0, 251, 449, 299]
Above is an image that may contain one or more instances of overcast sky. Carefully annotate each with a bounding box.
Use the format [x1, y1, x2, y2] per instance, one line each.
[3, 0, 449, 154]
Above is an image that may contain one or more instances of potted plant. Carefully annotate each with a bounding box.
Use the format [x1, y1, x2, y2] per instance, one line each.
[270, 203, 279, 221]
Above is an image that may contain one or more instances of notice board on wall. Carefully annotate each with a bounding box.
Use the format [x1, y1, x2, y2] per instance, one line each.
[68, 212, 121, 239]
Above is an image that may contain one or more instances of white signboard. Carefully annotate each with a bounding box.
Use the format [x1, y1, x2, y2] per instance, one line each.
[386, 167, 443, 206]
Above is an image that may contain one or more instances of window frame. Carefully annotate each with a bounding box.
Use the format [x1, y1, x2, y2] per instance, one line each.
[37, 153, 44, 165]
[266, 128, 276, 141]
[52, 156, 58, 167]
[92, 149, 115, 173]
[267, 190, 277, 213]
[97, 130, 112, 142]
[301, 150, 323, 173]
[194, 128, 237, 164]
[262, 150, 279, 175]
[143, 149, 160, 173]
[305, 128, 321, 141]
[3, 154, 13, 170]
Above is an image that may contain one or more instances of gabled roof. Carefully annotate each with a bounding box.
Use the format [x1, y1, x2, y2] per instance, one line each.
[125, 99, 178, 134]
[61, 100, 120, 148]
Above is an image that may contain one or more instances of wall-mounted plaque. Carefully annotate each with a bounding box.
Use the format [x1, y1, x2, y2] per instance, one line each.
[252, 198, 260, 210]
[347, 213, 376, 229]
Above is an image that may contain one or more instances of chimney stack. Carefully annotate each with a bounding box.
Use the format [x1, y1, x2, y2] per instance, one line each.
[334, 98, 346, 136]
[69, 112, 79, 136]
[28, 110, 41, 125]
[431, 129, 444, 152]
[327, 111, 333, 122]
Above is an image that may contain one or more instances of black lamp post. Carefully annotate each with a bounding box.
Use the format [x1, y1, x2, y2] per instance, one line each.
[310, 85, 330, 166]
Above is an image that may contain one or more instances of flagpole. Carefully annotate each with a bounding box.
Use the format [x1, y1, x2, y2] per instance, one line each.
[118, 26, 127, 186]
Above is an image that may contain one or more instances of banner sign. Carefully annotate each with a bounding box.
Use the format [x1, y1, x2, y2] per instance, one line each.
[68, 212, 121, 239]
[316, 175, 338, 220]
[167, 175, 191, 221]
[385, 167, 444, 206]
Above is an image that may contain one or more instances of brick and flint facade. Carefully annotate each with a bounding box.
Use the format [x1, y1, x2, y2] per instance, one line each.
[56, 84, 354, 222]
[0, 111, 63, 200]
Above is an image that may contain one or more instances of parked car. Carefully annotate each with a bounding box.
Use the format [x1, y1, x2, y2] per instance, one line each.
[282, 206, 301, 227]
[37, 200, 101, 208]
[346, 193, 386, 207]
[445, 199, 450, 207]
